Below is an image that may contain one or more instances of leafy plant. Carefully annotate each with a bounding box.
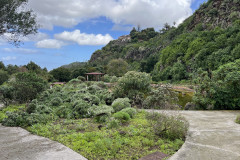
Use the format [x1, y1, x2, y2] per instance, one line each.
[120, 107, 137, 118]
[236, 115, 240, 124]
[112, 98, 131, 112]
[113, 111, 130, 123]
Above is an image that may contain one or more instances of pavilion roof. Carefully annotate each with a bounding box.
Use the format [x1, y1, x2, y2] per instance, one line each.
[85, 72, 105, 75]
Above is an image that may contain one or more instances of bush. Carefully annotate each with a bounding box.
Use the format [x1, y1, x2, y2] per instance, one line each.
[143, 85, 178, 109]
[90, 105, 114, 123]
[107, 118, 120, 128]
[55, 105, 72, 118]
[77, 76, 86, 82]
[112, 98, 131, 112]
[236, 115, 240, 124]
[114, 71, 151, 103]
[121, 108, 137, 118]
[72, 100, 92, 118]
[146, 112, 188, 140]
[50, 97, 63, 106]
[69, 78, 82, 84]
[26, 99, 38, 113]
[110, 76, 118, 83]
[113, 111, 130, 123]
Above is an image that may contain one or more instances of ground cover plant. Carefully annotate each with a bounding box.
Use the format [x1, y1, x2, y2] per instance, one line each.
[0, 71, 188, 159]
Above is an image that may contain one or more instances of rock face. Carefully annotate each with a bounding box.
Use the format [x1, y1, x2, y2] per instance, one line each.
[188, 0, 240, 30]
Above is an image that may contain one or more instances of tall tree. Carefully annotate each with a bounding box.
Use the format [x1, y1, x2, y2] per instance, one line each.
[0, 0, 38, 45]
[107, 59, 128, 77]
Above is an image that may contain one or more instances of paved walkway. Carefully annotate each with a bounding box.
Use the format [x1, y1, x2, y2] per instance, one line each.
[151, 110, 240, 160]
[0, 124, 87, 160]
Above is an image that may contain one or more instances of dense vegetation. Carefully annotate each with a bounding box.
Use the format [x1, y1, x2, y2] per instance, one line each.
[0, 72, 188, 159]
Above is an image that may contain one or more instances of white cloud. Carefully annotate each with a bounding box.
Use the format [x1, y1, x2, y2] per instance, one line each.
[36, 39, 65, 49]
[3, 48, 38, 54]
[54, 30, 114, 46]
[1, 56, 17, 61]
[28, 0, 193, 30]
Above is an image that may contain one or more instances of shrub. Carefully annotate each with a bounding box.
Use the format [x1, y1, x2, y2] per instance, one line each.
[107, 118, 120, 128]
[36, 105, 52, 114]
[55, 105, 72, 118]
[112, 98, 131, 112]
[87, 85, 101, 94]
[236, 115, 240, 124]
[90, 105, 114, 123]
[50, 97, 63, 106]
[77, 76, 86, 82]
[121, 108, 137, 118]
[72, 100, 92, 118]
[69, 78, 82, 84]
[110, 76, 118, 83]
[114, 71, 151, 104]
[146, 112, 188, 140]
[26, 99, 38, 113]
[103, 74, 111, 83]
[143, 85, 178, 109]
[80, 93, 100, 105]
[113, 111, 130, 123]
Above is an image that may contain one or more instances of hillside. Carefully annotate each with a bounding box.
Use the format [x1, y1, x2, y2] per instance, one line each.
[88, 0, 240, 81]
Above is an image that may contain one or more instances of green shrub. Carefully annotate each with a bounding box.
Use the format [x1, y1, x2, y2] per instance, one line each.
[89, 105, 114, 122]
[146, 112, 188, 140]
[26, 99, 38, 113]
[87, 85, 101, 94]
[121, 108, 137, 118]
[72, 100, 92, 118]
[236, 115, 240, 124]
[36, 105, 52, 114]
[143, 85, 178, 109]
[69, 78, 82, 84]
[113, 111, 130, 123]
[112, 98, 131, 112]
[110, 76, 118, 83]
[103, 74, 111, 82]
[77, 76, 86, 82]
[107, 118, 120, 128]
[80, 93, 100, 105]
[114, 71, 151, 105]
[50, 97, 63, 106]
[55, 105, 72, 118]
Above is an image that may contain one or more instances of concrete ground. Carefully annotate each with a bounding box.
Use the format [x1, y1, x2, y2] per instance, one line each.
[151, 110, 240, 160]
[0, 124, 87, 160]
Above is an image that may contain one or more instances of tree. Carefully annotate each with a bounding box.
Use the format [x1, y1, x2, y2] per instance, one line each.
[107, 59, 128, 77]
[0, 0, 38, 45]
[0, 70, 9, 85]
[0, 61, 6, 70]
[0, 85, 14, 106]
[50, 67, 71, 82]
[26, 61, 41, 73]
[11, 72, 48, 102]
[71, 68, 87, 79]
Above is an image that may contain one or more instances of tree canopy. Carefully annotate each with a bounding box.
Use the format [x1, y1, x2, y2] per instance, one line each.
[0, 0, 38, 45]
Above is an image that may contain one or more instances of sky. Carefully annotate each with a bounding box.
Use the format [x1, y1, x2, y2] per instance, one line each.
[0, 0, 207, 70]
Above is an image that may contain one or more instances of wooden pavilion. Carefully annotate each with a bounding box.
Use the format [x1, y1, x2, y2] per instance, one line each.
[85, 72, 105, 81]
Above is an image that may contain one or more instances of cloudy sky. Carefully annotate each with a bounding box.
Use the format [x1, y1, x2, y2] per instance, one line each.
[0, 0, 206, 70]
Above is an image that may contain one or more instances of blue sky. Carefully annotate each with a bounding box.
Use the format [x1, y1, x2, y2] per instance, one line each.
[0, 0, 206, 70]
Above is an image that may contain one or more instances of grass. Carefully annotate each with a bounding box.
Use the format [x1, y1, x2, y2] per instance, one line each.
[236, 115, 240, 124]
[0, 105, 25, 122]
[27, 111, 185, 160]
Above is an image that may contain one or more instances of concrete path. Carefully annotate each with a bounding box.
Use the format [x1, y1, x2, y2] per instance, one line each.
[0, 124, 87, 160]
[151, 110, 240, 160]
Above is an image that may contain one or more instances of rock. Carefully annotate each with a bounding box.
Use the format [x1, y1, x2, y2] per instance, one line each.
[184, 102, 196, 110]
[139, 152, 169, 160]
